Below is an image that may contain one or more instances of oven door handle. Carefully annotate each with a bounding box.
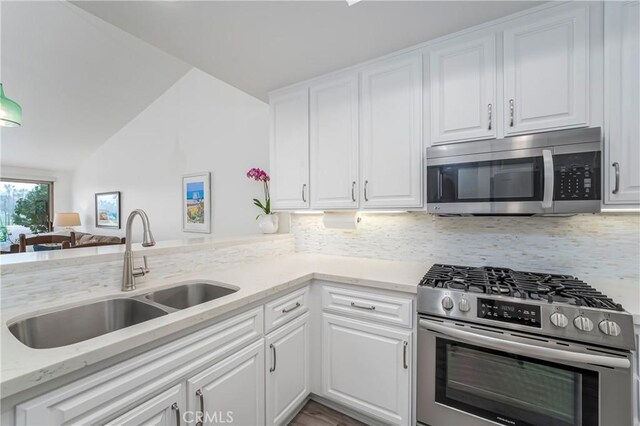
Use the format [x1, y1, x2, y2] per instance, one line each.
[420, 319, 630, 369]
[542, 149, 554, 209]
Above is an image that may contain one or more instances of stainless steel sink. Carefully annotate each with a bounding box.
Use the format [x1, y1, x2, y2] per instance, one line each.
[8, 298, 168, 349]
[144, 282, 238, 310]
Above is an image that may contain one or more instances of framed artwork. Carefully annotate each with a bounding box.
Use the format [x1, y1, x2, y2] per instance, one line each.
[182, 172, 211, 233]
[95, 191, 121, 229]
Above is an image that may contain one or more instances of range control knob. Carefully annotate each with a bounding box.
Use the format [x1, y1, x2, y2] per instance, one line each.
[550, 312, 568, 328]
[573, 316, 594, 332]
[441, 296, 454, 311]
[598, 320, 621, 337]
[458, 298, 471, 312]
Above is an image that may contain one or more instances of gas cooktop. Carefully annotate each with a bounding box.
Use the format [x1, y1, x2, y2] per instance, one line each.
[417, 264, 635, 350]
[419, 264, 624, 311]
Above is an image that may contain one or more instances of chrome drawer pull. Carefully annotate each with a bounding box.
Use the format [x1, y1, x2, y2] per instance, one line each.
[612, 162, 620, 194]
[195, 389, 204, 426]
[302, 184, 307, 202]
[171, 403, 181, 426]
[350, 302, 375, 311]
[487, 104, 492, 130]
[364, 180, 369, 202]
[282, 302, 301, 314]
[351, 181, 356, 202]
[270, 343, 277, 372]
[403, 341, 408, 369]
[509, 99, 514, 127]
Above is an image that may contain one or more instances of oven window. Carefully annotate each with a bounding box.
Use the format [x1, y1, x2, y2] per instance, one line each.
[435, 338, 598, 426]
[427, 157, 544, 203]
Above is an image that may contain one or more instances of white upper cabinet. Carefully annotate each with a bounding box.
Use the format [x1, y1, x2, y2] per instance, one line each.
[269, 88, 310, 210]
[310, 73, 359, 209]
[360, 52, 423, 208]
[430, 33, 497, 144]
[503, 4, 588, 135]
[604, 1, 640, 205]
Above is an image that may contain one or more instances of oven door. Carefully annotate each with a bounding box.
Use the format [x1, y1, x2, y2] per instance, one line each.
[417, 317, 633, 426]
[426, 148, 553, 215]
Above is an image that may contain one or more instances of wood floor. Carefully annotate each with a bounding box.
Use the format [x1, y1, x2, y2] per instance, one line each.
[289, 400, 367, 426]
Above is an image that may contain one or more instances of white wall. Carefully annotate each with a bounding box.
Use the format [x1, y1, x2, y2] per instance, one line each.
[71, 68, 270, 241]
[0, 165, 73, 225]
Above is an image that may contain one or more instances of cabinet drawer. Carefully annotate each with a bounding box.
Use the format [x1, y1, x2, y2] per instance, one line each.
[322, 285, 413, 328]
[15, 307, 263, 426]
[265, 286, 310, 334]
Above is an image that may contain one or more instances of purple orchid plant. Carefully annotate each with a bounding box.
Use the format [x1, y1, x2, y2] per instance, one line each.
[246, 167, 271, 219]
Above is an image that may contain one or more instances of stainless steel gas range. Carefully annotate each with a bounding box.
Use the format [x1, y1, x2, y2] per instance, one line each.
[416, 264, 636, 426]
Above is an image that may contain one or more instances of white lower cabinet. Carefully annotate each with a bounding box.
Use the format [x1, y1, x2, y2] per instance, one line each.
[13, 286, 415, 426]
[187, 339, 265, 426]
[265, 313, 310, 425]
[321, 313, 411, 426]
[104, 384, 185, 426]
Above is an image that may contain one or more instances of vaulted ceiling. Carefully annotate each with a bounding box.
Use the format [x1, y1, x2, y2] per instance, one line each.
[1, 0, 543, 172]
[74, 0, 542, 101]
[0, 1, 190, 171]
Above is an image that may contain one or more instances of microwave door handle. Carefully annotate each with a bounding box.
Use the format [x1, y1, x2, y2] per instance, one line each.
[419, 319, 630, 370]
[542, 149, 554, 209]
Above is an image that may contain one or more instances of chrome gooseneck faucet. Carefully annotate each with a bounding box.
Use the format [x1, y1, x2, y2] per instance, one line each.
[122, 209, 156, 291]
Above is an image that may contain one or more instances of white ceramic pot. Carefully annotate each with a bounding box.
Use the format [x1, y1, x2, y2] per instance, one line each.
[257, 213, 279, 234]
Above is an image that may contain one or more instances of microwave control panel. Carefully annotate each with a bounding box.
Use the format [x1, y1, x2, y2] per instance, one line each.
[554, 151, 601, 201]
[477, 298, 542, 328]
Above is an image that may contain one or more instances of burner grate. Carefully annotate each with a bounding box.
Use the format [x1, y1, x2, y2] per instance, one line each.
[419, 264, 624, 311]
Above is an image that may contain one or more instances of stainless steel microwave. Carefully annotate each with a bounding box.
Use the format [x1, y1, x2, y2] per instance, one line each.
[426, 127, 602, 215]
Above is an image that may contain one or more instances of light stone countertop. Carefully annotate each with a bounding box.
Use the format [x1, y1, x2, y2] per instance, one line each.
[0, 253, 426, 399]
[1, 252, 638, 400]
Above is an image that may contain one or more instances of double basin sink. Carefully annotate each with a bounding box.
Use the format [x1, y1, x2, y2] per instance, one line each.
[8, 282, 238, 350]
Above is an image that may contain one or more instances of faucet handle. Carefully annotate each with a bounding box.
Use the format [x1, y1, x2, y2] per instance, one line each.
[132, 256, 150, 278]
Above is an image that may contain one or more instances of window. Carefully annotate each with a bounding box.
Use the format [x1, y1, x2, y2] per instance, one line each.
[0, 179, 53, 247]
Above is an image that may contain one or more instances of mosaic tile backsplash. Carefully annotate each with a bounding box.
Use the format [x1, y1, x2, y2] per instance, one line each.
[291, 213, 640, 281]
[1, 237, 295, 309]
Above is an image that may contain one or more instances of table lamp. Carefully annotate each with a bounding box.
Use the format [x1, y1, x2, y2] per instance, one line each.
[53, 212, 81, 231]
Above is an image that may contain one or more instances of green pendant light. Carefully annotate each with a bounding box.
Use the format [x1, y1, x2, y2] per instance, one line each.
[0, 84, 22, 127]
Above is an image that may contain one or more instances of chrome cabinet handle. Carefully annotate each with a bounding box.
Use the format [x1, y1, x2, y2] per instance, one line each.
[403, 341, 408, 369]
[269, 343, 277, 372]
[195, 389, 204, 426]
[509, 99, 514, 127]
[541, 149, 554, 209]
[364, 180, 369, 202]
[487, 104, 492, 130]
[351, 181, 356, 202]
[282, 302, 301, 314]
[612, 162, 620, 194]
[301, 184, 307, 202]
[171, 402, 181, 426]
[350, 301, 375, 310]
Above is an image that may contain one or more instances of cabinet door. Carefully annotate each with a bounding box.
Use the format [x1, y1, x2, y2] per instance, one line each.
[322, 313, 411, 425]
[266, 313, 310, 425]
[187, 340, 265, 426]
[503, 4, 588, 135]
[430, 33, 497, 144]
[360, 52, 423, 208]
[310, 74, 359, 209]
[604, 1, 640, 204]
[270, 88, 310, 209]
[104, 384, 185, 426]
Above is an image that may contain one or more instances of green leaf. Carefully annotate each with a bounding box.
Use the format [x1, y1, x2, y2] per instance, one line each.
[265, 198, 271, 214]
